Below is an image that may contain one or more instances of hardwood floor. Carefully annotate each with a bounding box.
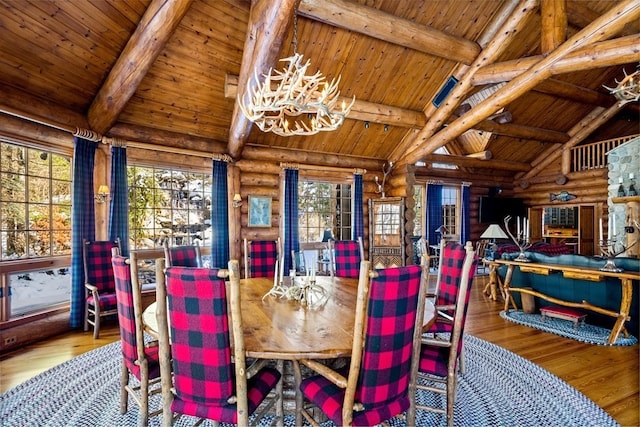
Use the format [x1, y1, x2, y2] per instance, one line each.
[1, 276, 638, 426]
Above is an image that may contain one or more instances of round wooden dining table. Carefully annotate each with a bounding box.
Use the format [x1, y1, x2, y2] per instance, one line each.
[144, 275, 435, 358]
[142, 275, 436, 425]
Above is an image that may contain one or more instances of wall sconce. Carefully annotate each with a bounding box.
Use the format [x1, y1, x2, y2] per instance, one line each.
[95, 185, 110, 204]
[232, 193, 243, 208]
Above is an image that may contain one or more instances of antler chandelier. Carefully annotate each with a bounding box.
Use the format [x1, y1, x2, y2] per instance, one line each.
[604, 66, 640, 103]
[238, 8, 354, 136]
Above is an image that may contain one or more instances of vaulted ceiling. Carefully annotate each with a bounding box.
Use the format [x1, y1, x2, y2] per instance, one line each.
[0, 0, 638, 177]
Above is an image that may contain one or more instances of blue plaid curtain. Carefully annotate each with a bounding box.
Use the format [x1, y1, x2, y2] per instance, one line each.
[109, 146, 129, 256]
[70, 137, 97, 328]
[461, 184, 471, 244]
[283, 168, 299, 273]
[352, 173, 364, 241]
[211, 160, 229, 269]
[426, 183, 443, 245]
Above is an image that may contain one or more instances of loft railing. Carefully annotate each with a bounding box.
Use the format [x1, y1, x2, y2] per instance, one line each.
[570, 134, 639, 172]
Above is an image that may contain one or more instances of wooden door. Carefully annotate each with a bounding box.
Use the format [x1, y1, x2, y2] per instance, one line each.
[368, 197, 405, 269]
[529, 207, 543, 243]
[579, 205, 595, 256]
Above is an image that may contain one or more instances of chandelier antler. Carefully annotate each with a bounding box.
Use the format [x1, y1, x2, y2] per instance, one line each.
[603, 66, 640, 104]
[238, 5, 354, 136]
[239, 54, 354, 136]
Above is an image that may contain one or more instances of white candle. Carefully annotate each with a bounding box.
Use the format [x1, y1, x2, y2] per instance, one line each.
[525, 218, 529, 241]
[274, 261, 278, 288]
[280, 257, 284, 284]
[612, 214, 616, 237]
[608, 216, 612, 240]
[517, 216, 521, 236]
[599, 218, 603, 242]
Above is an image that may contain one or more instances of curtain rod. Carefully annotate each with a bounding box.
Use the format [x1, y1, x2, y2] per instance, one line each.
[281, 162, 366, 175]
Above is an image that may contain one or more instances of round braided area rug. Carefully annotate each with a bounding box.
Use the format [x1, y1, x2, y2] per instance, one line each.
[1, 335, 618, 426]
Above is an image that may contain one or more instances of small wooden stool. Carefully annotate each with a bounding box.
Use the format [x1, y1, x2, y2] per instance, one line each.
[540, 306, 587, 329]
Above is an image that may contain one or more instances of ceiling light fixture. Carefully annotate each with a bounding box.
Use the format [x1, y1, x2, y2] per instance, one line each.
[238, 6, 354, 136]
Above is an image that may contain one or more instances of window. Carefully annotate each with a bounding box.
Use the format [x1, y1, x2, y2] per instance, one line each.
[298, 181, 352, 242]
[419, 183, 461, 241]
[128, 166, 212, 250]
[442, 186, 459, 238]
[1, 143, 72, 259]
[1, 142, 73, 317]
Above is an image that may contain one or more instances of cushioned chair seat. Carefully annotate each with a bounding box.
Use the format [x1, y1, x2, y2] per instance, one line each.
[171, 366, 281, 423]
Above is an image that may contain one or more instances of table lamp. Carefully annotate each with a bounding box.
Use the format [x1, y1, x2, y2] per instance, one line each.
[480, 224, 508, 259]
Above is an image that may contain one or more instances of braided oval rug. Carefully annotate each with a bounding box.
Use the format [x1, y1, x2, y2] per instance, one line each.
[500, 310, 638, 346]
[1, 335, 618, 427]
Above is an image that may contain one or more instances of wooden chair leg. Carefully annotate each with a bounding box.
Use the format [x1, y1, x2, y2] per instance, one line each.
[84, 304, 89, 332]
[120, 360, 129, 414]
[93, 306, 101, 339]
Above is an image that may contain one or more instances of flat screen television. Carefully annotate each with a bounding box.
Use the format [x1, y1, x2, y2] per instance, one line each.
[479, 196, 527, 224]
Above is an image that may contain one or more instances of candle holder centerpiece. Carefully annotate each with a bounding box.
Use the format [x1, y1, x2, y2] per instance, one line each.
[598, 220, 639, 273]
[504, 215, 531, 262]
[262, 262, 327, 308]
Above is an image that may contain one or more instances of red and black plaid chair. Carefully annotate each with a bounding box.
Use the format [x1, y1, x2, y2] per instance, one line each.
[298, 261, 428, 426]
[244, 238, 279, 278]
[83, 238, 120, 338]
[407, 241, 477, 427]
[163, 240, 201, 267]
[157, 261, 282, 426]
[330, 237, 365, 278]
[111, 248, 162, 426]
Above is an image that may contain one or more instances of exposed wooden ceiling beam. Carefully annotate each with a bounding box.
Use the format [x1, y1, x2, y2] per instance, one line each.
[398, 0, 640, 167]
[421, 153, 530, 172]
[224, 74, 426, 128]
[227, 71, 569, 143]
[228, 0, 296, 159]
[108, 123, 226, 154]
[470, 120, 569, 144]
[471, 34, 640, 85]
[298, 0, 480, 65]
[390, 0, 539, 164]
[534, 79, 614, 106]
[540, 0, 567, 53]
[87, 0, 193, 135]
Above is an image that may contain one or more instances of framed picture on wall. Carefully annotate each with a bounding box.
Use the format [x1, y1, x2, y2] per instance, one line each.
[248, 196, 272, 227]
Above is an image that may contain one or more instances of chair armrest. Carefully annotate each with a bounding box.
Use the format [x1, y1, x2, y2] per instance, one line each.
[85, 283, 98, 292]
[299, 359, 348, 388]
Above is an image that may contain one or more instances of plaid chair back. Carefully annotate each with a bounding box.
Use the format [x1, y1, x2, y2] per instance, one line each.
[420, 246, 478, 375]
[355, 264, 423, 422]
[84, 240, 119, 293]
[111, 254, 143, 376]
[334, 240, 362, 278]
[249, 240, 278, 278]
[165, 267, 235, 412]
[167, 245, 200, 267]
[435, 242, 468, 307]
[430, 242, 476, 336]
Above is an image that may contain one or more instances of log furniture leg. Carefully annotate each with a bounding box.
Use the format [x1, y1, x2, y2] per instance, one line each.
[502, 264, 518, 311]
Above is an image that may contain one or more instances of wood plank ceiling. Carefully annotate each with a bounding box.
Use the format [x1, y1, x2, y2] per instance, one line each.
[0, 0, 638, 178]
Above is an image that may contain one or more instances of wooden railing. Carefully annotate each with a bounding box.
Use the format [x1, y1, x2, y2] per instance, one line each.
[570, 134, 639, 172]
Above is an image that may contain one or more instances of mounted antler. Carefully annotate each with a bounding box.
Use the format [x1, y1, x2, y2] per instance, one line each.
[374, 161, 393, 198]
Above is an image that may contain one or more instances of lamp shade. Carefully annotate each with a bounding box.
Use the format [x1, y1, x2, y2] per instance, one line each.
[480, 224, 508, 239]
